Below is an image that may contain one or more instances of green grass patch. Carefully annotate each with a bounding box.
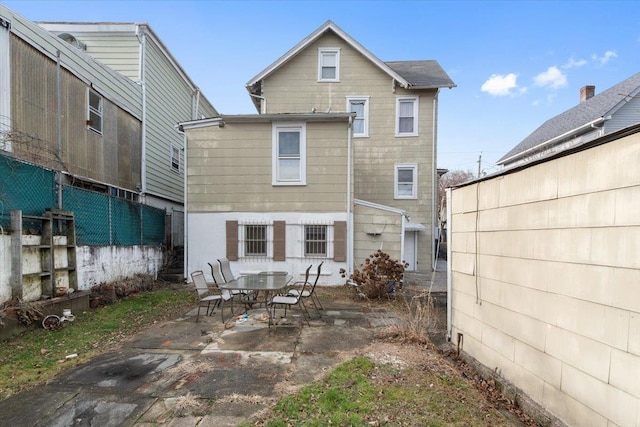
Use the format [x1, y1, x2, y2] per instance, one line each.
[0, 287, 196, 401]
[244, 355, 516, 427]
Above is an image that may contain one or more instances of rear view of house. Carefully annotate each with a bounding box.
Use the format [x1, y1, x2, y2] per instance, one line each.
[181, 21, 454, 283]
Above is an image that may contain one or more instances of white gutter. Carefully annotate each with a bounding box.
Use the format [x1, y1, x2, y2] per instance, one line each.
[446, 187, 452, 341]
[499, 116, 607, 165]
[347, 115, 354, 274]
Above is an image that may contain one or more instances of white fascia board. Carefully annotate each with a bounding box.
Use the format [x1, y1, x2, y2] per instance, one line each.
[178, 117, 223, 131]
[245, 20, 410, 90]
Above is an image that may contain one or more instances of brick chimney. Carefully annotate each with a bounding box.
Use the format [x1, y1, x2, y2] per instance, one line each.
[580, 85, 595, 102]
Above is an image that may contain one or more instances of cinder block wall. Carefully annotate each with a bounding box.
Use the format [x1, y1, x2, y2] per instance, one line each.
[450, 130, 640, 426]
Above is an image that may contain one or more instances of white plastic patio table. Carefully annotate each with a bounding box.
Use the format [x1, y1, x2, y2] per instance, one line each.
[217, 273, 293, 325]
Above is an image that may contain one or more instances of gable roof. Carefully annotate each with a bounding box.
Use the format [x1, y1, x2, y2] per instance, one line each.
[245, 20, 455, 108]
[498, 72, 640, 165]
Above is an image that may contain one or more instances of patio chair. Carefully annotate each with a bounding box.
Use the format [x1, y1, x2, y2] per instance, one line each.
[269, 264, 312, 326]
[287, 261, 324, 318]
[190, 270, 223, 323]
[206, 263, 236, 322]
[217, 258, 256, 300]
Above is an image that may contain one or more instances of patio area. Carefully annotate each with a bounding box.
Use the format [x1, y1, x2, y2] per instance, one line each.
[0, 286, 417, 426]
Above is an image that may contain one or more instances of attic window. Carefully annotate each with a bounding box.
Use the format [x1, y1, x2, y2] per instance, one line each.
[318, 48, 340, 82]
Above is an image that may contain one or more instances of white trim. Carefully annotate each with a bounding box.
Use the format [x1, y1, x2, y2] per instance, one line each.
[238, 221, 273, 259]
[318, 47, 340, 82]
[272, 122, 307, 186]
[170, 144, 181, 174]
[395, 95, 419, 137]
[394, 163, 418, 199]
[346, 96, 369, 137]
[87, 88, 103, 135]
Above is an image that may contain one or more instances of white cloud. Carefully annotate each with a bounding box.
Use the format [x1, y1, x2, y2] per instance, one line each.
[481, 73, 519, 96]
[591, 50, 617, 65]
[533, 66, 567, 89]
[562, 57, 587, 69]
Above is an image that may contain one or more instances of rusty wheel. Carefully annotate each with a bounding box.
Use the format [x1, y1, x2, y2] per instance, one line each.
[42, 315, 61, 330]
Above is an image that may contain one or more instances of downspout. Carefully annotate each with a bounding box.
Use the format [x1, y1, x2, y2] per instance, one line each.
[56, 50, 62, 209]
[347, 115, 353, 274]
[176, 124, 188, 280]
[138, 26, 148, 202]
[193, 88, 201, 119]
[400, 214, 405, 264]
[446, 187, 452, 341]
[431, 92, 439, 271]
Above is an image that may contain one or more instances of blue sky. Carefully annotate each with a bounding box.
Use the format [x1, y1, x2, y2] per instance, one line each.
[4, 0, 639, 174]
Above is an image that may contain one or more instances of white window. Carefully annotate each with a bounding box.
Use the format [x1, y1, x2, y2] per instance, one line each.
[395, 96, 419, 136]
[272, 123, 306, 185]
[346, 97, 369, 137]
[87, 89, 103, 134]
[170, 145, 181, 173]
[239, 221, 273, 258]
[318, 48, 340, 82]
[304, 225, 327, 257]
[395, 164, 418, 199]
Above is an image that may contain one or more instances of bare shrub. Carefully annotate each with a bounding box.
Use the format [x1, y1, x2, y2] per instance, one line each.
[340, 250, 408, 299]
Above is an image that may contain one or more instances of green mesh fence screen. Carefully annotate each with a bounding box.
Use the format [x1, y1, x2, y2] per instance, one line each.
[0, 155, 56, 228]
[1, 154, 166, 245]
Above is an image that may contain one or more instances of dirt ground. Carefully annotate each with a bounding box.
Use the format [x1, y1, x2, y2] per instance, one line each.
[314, 285, 539, 426]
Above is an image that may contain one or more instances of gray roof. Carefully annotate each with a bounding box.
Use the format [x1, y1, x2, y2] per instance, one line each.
[498, 72, 640, 164]
[385, 60, 456, 89]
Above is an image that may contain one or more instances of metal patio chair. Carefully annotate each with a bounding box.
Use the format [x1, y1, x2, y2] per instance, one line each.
[287, 261, 324, 318]
[190, 270, 223, 323]
[269, 264, 312, 327]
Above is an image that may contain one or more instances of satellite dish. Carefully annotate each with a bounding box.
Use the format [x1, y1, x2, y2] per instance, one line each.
[57, 32, 86, 50]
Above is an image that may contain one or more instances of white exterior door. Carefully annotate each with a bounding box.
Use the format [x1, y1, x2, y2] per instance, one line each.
[403, 231, 417, 271]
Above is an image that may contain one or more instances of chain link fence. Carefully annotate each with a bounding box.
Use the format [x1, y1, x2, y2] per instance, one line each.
[1, 154, 165, 245]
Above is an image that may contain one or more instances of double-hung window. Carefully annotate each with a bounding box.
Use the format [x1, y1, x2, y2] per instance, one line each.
[304, 225, 327, 257]
[88, 89, 103, 134]
[346, 97, 369, 137]
[318, 48, 340, 82]
[170, 145, 180, 173]
[395, 164, 418, 199]
[395, 96, 419, 136]
[273, 123, 306, 185]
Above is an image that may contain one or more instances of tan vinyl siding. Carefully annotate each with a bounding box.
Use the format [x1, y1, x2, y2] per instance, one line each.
[261, 31, 435, 265]
[353, 204, 402, 264]
[187, 120, 349, 213]
[10, 37, 141, 189]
